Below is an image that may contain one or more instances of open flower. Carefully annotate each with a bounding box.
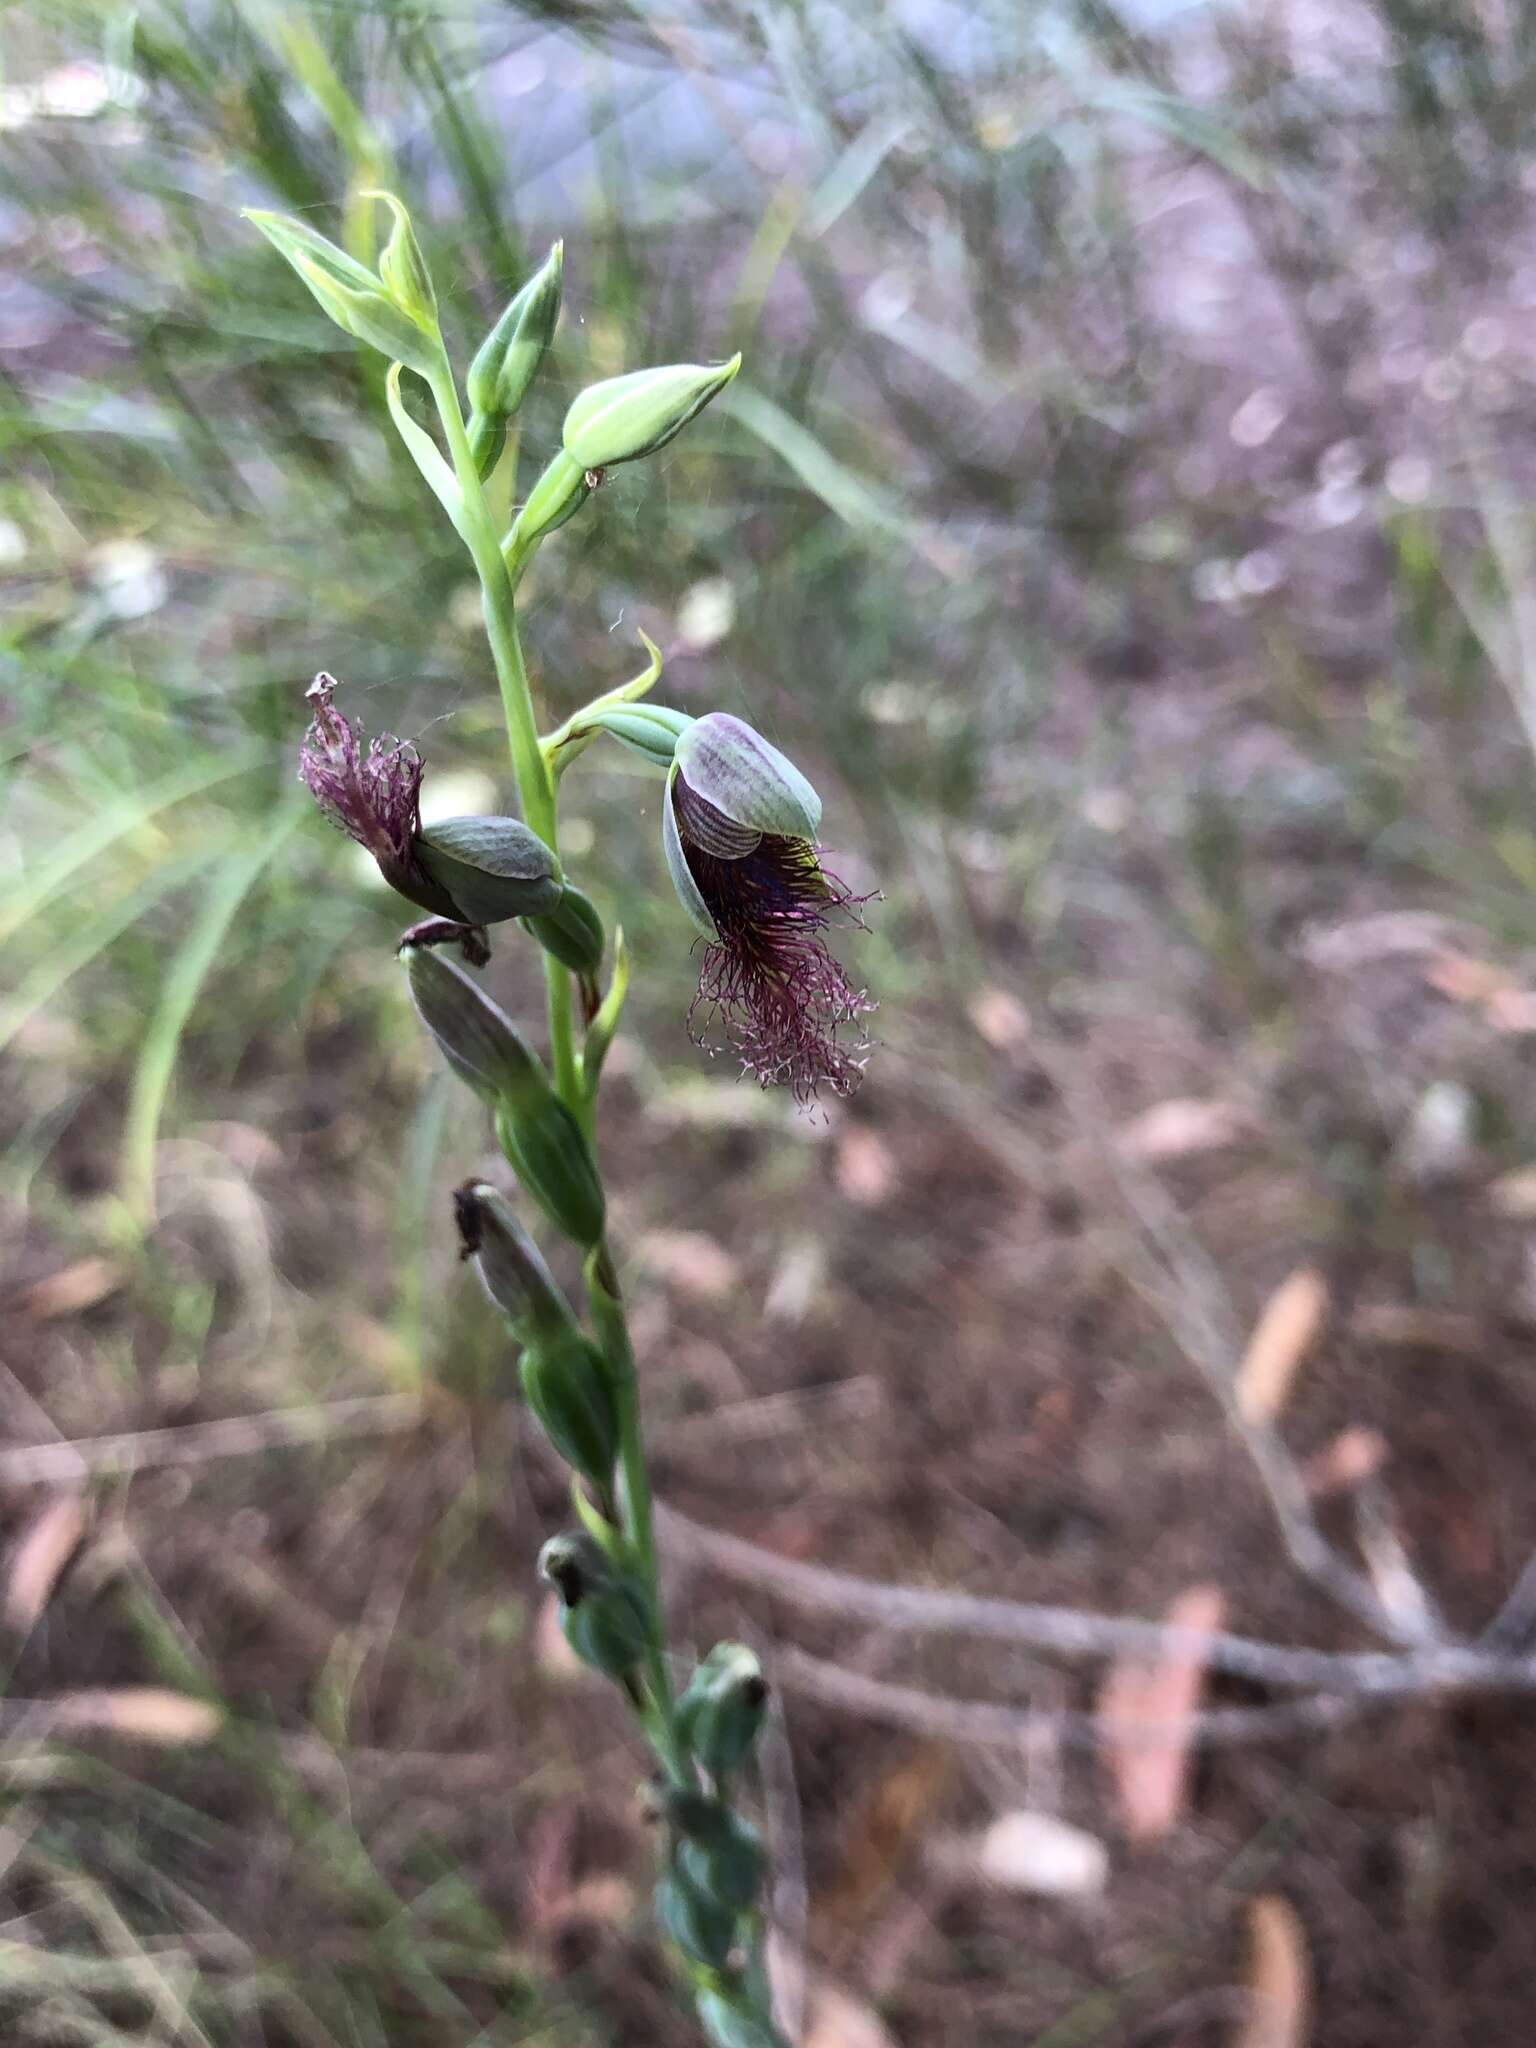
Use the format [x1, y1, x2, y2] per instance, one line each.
[663, 713, 871, 1101]
[299, 673, 562, 943]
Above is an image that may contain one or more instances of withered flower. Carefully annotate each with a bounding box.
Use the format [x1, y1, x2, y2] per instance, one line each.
[298, 673, 562, 941]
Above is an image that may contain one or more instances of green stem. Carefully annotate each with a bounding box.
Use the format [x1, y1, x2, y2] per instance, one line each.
[426, 359, 579, 1105]
[425, 353, 680, 1777]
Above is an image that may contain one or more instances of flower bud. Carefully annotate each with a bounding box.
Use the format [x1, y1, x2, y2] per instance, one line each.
[539, 1533, 650, 1678]
[414, 815, 563, 925]
[563, 355, 741, 471]
[453, 1180, 569, 1337]
[521, 1329, 619, 1486]
[494, 1096, 606, 1248]
[523, 885, 605, 976]
[572, 704, 694, 774]
[401, 944, 543, 1104]
[655, 1866, 737, 1971]
[667, 1795, 766, 1914]
[243, 208, 441, 376]
[368, 190, 437, 332]
[674, 714, 821, 842]
[696, 1987, 783, 2048]
[676, 1642, 768, 1776]
[466, 242, 563, 477]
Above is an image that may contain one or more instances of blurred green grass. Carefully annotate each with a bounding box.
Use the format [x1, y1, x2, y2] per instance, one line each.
[12, 0, 1536, 2039]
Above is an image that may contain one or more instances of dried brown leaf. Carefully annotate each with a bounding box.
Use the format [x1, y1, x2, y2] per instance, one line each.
[1235, 1269, 1329, 1424]
[51, 1689, 222, 1745]
[5, 1493, 87, 1631]
[1096, 1584, 1225, 1841]
[1304, 1427, 1388, 1497]
[968, 1810, 1109, 1898]
[805, 1983, 899, 2048]
[1488, 1167, 1536, 1218]
[1423, 949, 1515, 1004]
[18, 1256, 123, 1323]
[1118, 1097, 1250, 1163]
[638, 1229, 741, 1300]
[836, 1127, 897, 1205]
[968, 987, 1031, 1052]
[1234, 1893, 1310, 2048]
[814, 1744, 951, 1939]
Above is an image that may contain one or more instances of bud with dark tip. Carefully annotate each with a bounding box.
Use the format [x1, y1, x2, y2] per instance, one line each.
[539, 1532, 650, 1677]
[466, 241, 564, 480]
[402, 943, 545, 1104]
[399, 948, 604, 1245]
[676, 1642, 768, 1776]
[454, 1180, 569, 1336]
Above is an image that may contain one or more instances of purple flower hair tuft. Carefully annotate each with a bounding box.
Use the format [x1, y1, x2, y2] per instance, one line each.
[673, 778, 872, 1102]
[298, 672, 423, 873]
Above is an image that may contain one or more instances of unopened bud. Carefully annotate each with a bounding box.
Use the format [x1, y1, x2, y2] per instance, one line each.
[696, 1987, 783, 2048]
[563, 355, 741, 472]
[676, 1642, 768, 1776]
[415, 815, 563, 924]
[494, 1095, 606, 1248]
[401, 944, 542, 1104]
[655, 1865, 737, 1971]
[521, 1329, 619, 1485]
[243, 208, 441, 376]
[523, 885, 605, 976]
[539, 1532, 650, 1677]
[466, 242, 563, 478]
[453, 1180, 568, 1335]
[667, 1794, 765, 1914]
[571, 703, 694, 774]
[369, 190, 437, 332]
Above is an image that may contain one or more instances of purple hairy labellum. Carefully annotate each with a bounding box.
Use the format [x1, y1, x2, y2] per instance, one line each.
[663, 714, 872, 1102]
[299, 674, 562, 938]
[299, 672, 432, 890]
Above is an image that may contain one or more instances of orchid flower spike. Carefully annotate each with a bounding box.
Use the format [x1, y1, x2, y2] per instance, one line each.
[662, 713, 872, 1101]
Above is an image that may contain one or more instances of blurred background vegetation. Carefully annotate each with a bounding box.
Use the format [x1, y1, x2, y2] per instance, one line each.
[10, 0, 1536, 2042]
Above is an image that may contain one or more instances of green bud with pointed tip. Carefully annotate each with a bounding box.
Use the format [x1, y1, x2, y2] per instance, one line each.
[493, 1098, 605, 1248]
[666, 1793, 766, 1914]
[467, 241, 564, 479]
[523, 885, 605, 975]
[574, 704, 695, 774]
[563, 355, 742, 471]
[656, 1866, 737, 1971]
[369, 190, 437, 332]
[416, 815, 563, 925]
[676, 1642, 768, 1776]
[696, 1987, 784, 2048]
[402, 943, 544, 1103]
[243, 208, 442, 376]
[454, 1180, 570, 1338]
[521, 1330, 618, 1486]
